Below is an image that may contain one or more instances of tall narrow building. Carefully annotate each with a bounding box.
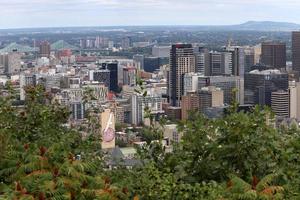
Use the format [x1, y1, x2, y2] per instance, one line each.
[168, 44, 195, 106]
[39, 41, 51, 58]
[261, 42, 286, 69]
[101, 62, 119, 93]
[292, 31, 300, 73]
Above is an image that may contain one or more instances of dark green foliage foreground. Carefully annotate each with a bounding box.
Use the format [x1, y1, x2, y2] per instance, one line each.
[1, 86, 300, 199]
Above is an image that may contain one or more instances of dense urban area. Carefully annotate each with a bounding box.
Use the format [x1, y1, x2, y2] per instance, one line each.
[1, 24, 300, 199]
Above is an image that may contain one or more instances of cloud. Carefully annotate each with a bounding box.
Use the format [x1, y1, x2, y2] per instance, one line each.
[0, 0, 300, 28]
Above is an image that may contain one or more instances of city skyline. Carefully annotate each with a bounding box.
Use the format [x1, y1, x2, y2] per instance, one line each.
[2, 0, 300, 28]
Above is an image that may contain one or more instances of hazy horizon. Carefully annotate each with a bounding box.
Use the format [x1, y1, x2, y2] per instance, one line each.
[2, 0, 300, 29]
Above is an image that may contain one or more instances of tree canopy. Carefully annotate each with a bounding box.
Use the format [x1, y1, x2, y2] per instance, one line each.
[1, 86, 300, 199]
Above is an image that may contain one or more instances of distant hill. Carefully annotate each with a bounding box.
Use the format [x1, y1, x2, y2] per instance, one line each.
[228, 21, 300, 31]
[1, 21, 300, 33]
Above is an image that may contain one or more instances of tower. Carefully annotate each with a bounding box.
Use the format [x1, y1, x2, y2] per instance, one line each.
[168, 44, 195, 106]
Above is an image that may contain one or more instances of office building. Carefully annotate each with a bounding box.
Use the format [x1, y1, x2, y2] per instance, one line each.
[244, 48, 255, 73]
[168, 44, 195, 106]
[198, 76, 243, 105]
[121, 37, 131, 49]
[194, 47, 209, 75]
[0, 52, 22, 75]
[20, 73, 37, 100]
[244, 69, 289, 106]
[71, 102, 85, 120]
[102, 62, 119, 93]
[152, 46, 171, 58]
[93, 70, 110, 89]
[226, 46, 245, 76]
[209, 51, 233, 76]
[131, 94, 163, 125]
[45, 74, 62, 91]
[163, 124, 181, 145]
[39, 41, 51, 58]
[271, 90, 290, 118]
[183, 73, 203, 95]
[166, 106, 182, 121]
[123, 67, 136, 86]
[292, 32, 300, 73]
[181, 91, 200, 120]
[290, 82, 300, 120]
[144, 57, 160, 72]
[133, 54, 144, 70]
[261, 42, 286, 69]
[198, 86, 224, 112]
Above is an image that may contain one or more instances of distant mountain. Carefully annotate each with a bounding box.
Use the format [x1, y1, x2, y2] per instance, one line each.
[0, 21, 300, 33]
[227, 21, 300, 31]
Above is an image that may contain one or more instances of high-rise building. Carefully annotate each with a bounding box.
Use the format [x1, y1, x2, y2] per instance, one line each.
[123, 67, 136, 86]
[144, 57, 162, 73]
[20, 73, 37, 100]
[194, 47, 209, 75]
[102, 62, 119, 93]
[292, 32, 300, 73]
[121, 37, 131, 49]
[131, 94, 163, 125]
[198, 86, 224, 112]
[39, 41, 51, 58]
[289, 82, 300, 120]
[244, 69, 288, 106]
[226, 47, 245, 76]
[168, 44, 195, 106]
[133, 54, 144, 70]
[80, 39, 87, 49]
[244, 48, 255, 73]
[208, 51, 233, 76]
[198, 76, 243, 105]
[181, 91, 200, 120]
[183, 73, 203, 95]
[261, 42, 286, 69]
[271, 90, 290, 118]
[71, 101, 85, 120]
[0, 52, 22, 75]
[93, 70, 111, 89]
[254, 44, 262, 65]
[152, 46, 171, 58]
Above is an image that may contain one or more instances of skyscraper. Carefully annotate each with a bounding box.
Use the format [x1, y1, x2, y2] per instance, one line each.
[168, 44, 195, 106]
[292, 31, 300, 73]
[244, 69, 288, 106]
[244, 48, 255, 73]
[102, 62, 119, 93]
[194, 47, 209, 75]
[209, 51, 233, 76]
[226, 46, 245, 76]
[261, 42, 286, 69]
[39, 41, 51, 58]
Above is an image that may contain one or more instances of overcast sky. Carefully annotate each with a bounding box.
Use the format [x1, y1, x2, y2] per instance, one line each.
[1, 0, 300, 28]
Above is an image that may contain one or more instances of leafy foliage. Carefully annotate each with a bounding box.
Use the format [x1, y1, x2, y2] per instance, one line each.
[1, 85, 300, 199]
